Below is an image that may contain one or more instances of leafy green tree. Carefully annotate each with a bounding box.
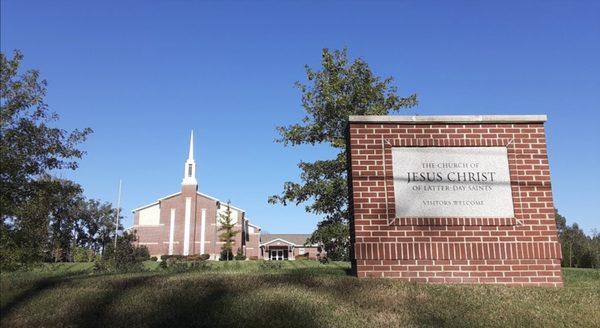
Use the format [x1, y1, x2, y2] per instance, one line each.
[0, 176, 83, 266]
[75, 199, 121, 255]
[556, 209, 600, 268]
[97, 231, 144, 272]
[45, 177, 84, 262]
[2, 180, 52, 266]
[218, 202, 238, 261]
[1, 50, 92, 267]
[269, 48, 417, 259]
[307, 220, 350, 261]
[0, 50, 92, 218]
[590, 230, 600, 269]
[72, 246, 94, 262]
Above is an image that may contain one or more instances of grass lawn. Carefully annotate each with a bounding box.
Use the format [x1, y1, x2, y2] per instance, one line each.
[1, 261, 598, 328]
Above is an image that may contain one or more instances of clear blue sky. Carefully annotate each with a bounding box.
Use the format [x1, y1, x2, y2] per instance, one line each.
[2, 1, 599, 234]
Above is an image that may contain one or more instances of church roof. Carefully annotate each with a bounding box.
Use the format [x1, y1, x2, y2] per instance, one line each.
[260, 234, 313, 246]
[131, 191, 245, 213]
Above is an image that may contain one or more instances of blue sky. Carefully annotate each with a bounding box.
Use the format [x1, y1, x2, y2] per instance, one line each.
[2, 1, 599, 234]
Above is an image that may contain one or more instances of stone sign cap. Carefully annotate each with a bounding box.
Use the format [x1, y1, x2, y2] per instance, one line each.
[348, 115, 547, 124]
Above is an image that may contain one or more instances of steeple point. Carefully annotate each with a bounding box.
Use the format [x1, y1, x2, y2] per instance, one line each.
[188, 130, 194, 160]
[182, 130, 197, 186]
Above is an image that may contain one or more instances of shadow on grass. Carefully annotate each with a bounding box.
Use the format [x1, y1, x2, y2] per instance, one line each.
[2, 267, 574, 327]
[63, 272, 325, 328]
[143, 280, 322, 328]
[1, 270, 93, 318]
[2, 270, 325, 327]
[69, 275, 162, 327]
[268, 270, 540, 327]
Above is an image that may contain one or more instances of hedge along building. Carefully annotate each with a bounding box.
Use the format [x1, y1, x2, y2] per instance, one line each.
[347, 115, 563, 286]
[131, 131, 261, 260]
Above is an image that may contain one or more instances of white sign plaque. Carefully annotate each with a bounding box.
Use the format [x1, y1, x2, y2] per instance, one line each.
[391, 147, 514, 218]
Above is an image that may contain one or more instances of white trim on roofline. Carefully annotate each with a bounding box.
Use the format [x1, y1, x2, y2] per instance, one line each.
[260, 238, 318, 247]
[247, 222, 261, 230]
[197, 191, 218, 201]
[260, 238, 296, 246]
[214, 200, 246, 213]
[131, 201, 159, 213]
[132, 191, 181, 212]
[159, 191, 182, 201]
[131, 190, 246, 213]
[197, 191, 246, 212]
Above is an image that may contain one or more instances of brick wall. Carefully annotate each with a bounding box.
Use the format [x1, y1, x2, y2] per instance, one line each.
[347, 118, 563, 286]
[134, 190, 247, 258]
[246, 227, 261, 259]
[293, 246, 323, 260]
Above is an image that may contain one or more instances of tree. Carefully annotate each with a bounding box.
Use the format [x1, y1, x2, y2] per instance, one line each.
[269, 48, 417, 258]
[0, 50, 92, 267]
[75, 199, 121, 255]
[44, 177, 85, 262]
[218, 202, 238, 261]
[307, 220, 350, 261]
[98, 231, 144, 272]
[556, 209, 600, 268]
[0, 175, 84, 265]
[590, 230, 600, 269]
[0, 50, 92, 218]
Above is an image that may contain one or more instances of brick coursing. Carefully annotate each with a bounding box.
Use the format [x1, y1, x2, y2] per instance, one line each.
[347, 121, 563, 286]
[133, 187, 255, 258]
[246, 228, 262, 259]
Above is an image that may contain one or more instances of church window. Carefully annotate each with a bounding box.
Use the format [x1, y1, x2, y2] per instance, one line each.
[188, 164, 192, 177]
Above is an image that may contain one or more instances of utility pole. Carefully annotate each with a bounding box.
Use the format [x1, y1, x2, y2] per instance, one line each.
[114, 179, 122, 249]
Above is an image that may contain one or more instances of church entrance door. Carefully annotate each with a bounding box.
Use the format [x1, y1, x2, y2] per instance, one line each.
[269, 249, 288, 261]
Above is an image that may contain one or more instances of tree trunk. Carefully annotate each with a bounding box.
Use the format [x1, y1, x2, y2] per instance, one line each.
[569, 241, 573, 267]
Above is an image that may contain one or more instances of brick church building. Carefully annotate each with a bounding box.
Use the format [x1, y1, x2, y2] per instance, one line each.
[131, 132, 261, 260]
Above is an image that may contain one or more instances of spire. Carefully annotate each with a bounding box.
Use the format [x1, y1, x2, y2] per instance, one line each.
[188, 130, 194, 160]
[182, 130, 197, 186]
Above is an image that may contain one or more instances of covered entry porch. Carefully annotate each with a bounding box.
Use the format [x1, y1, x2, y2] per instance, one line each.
[266, 246, 291, 261]
[260, 238, 296, 261]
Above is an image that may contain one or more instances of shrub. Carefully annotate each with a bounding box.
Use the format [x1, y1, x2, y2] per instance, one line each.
[160, 254, 210, 262]
[318, 255, 329, 264]
[97, 233, 145, 272]
[150, 256, 158, 261]
[295, 254, 309, 260]
[160, 255, 184, 262]
[73, 246, 95, 262]
[186, 254, 210, 261]
[234, 248, 246, 261]
[219, 249, 234, 261]
[0, 226, 21, 271]
[133, 246, 150, 262]
[159, 257, 211, 272]
[185, 254, 200, 261]
[165, 258, 188, 272]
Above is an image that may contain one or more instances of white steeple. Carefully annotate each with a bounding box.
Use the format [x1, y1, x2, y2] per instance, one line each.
[182, 130, 197, 186]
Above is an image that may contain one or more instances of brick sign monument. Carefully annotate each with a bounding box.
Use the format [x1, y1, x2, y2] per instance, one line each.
[347, 115, 563, 286]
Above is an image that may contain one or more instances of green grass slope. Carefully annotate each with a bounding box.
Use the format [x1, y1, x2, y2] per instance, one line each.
[1, 262, 598, 328]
